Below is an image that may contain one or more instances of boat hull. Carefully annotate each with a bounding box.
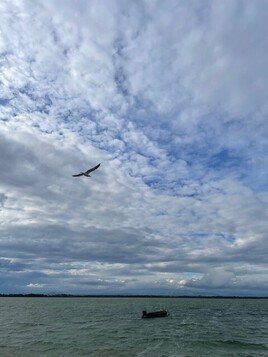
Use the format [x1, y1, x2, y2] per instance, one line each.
[142, 310, 169, 318]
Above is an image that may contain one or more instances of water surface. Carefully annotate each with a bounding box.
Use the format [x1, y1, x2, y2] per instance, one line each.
[0, 297, 267, 356]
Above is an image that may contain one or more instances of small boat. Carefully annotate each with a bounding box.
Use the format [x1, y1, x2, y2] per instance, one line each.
[142, 310, 169, 318]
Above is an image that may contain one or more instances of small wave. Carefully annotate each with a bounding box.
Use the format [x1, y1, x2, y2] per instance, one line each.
[17, 322, 44, 326]
[137, 340, 164, 357]
[217, 339, 268, 350]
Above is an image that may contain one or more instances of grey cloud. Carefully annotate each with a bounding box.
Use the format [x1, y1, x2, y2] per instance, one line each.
[0, 193, 7, 207]
[0, 224, 163, 265]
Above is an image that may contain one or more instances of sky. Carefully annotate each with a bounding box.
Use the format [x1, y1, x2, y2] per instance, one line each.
[0, 0, 268, 296]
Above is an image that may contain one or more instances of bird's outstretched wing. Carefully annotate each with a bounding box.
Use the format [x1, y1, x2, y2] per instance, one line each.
[72, 163, 101, 177]
[72, 173, 84, 177]
[84, 163, 101, 175]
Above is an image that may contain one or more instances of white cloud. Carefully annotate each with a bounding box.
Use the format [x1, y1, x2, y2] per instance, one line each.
[0, 0, 267, 295]
[26, 283, 45, 289]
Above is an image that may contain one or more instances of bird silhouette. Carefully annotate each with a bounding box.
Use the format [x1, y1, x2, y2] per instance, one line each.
[72, 163, 101, 177]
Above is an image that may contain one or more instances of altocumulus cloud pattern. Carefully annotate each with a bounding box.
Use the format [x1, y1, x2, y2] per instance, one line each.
[0, 0, 268, 296]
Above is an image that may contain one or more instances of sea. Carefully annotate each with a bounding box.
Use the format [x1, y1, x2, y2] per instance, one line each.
[0, 297, 267, 357]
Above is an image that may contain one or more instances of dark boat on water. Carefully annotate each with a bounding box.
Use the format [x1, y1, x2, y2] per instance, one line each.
[142, 310, 169, 318]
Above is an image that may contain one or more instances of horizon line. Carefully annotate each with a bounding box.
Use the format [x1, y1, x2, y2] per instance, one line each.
[1, 293, 268, 299]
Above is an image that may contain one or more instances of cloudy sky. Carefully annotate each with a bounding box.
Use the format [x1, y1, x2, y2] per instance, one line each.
[0, 0, 268, 296]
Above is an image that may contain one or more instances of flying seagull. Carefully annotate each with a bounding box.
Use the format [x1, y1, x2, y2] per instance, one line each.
[72, 163, 101, 177]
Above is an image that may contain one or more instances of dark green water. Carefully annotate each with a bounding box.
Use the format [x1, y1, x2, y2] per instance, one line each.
[0, 297, 267, 356]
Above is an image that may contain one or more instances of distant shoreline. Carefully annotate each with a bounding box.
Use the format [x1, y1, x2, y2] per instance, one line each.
[1, 294, 268, 299]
